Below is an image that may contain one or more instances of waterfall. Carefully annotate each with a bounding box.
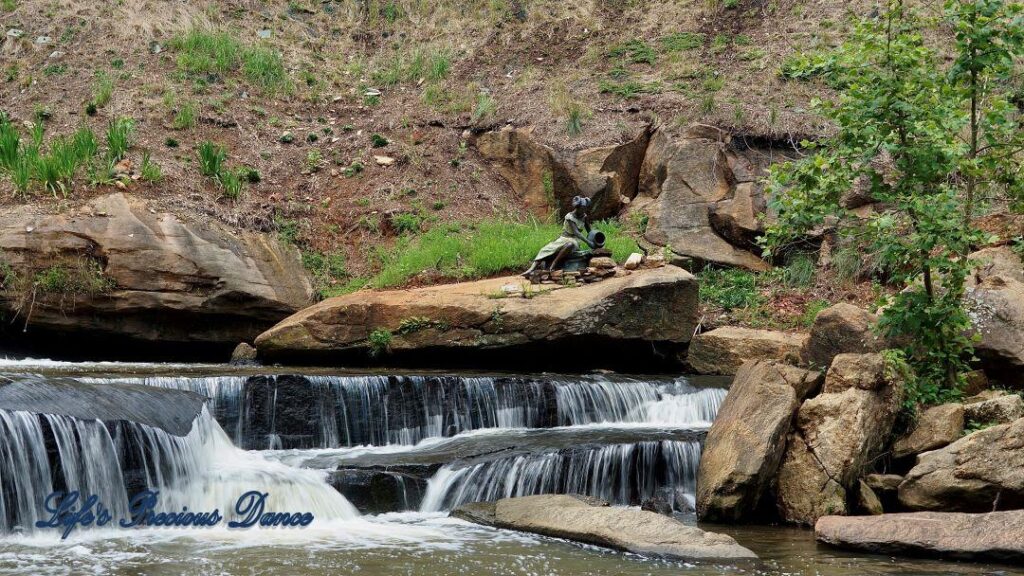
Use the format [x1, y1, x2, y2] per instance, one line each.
[419, 440, 702, 512]
[86, 374, 724, 450]
[0, 407, 356, 535]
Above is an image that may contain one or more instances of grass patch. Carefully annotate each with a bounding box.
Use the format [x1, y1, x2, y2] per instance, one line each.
[660, 32, 705, 52]
[173, 101, 198, 129]
[598, 80, 661, 99]
[197, 141, 226, 177]
[0, 115, 108, 197]
[170, 28, 291, 94]
[33, 259, 112, 296]
[92, 72, 114, 108]
[698, 267, 762, 310]
[106, 118, 134, 161]
[140, 152, 162, 182]
[368, 219, 638, 288]
[607, 39, 656, 64]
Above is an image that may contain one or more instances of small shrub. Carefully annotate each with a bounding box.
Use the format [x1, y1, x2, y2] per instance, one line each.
[367, 328, 392, 357]
[197, 141, 226, 177]
[370, 133, 388, 148]
[343, 161, 364, 177]
[305, 149, 322, 171]
[165, 137, 180, 148]
[391, 212, 423, 234]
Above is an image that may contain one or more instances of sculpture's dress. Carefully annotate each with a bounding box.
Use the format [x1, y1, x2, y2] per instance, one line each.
[532, 211, 587, 262]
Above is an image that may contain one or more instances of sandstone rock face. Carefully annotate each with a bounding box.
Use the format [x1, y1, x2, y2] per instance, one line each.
[687, 327, 807, 375]
[697, 361, 821, 522]
[892, 403, 965, 460]
[969, 246, 1024, 284]
[776, 353, 902, 525]
[815, 510, 1024, 562]
[966, 275, 1024, 377]
[453, 495, 757, 560]
[855, 480, 884, 515]
[899, 418, 1024, 512]
[256, 266, 698, 362]
[0, 193, 313, 347]
[628, 126, 771, 271]
[475, 126, 650, 220]
[801, 303, 883, 369]
[963, 393, 1024, 425]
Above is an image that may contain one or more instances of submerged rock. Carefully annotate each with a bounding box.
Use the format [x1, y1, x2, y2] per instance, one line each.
[687, 327, 807, 375]
[815, 510, 1024, 562]
[452, 494, 757, 560]
[255, 266, 698, 366]
[0, 193, 313, 350]
[697, 360, 821, 522]
[899, 417, 1024, 512]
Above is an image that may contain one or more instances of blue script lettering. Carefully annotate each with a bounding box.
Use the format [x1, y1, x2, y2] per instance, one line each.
[35, 491, 112, 539]
[229, 491, 314, 528]
[121, 490, 223, 528]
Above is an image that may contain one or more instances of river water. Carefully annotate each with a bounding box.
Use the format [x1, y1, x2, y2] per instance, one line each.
[0, 359, 1018, 576]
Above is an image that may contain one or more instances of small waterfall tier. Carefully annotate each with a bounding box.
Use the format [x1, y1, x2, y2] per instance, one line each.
[84, 374, 726, 450]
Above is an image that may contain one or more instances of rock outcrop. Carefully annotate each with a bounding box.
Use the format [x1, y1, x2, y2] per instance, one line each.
[968, 246, 1024, 285]
[815, 510, 1024, 562]
[775, 353, 903, 525]
[256, 266, 698, 366]
[452, 495, 756, 560]
[892, 403, 965, 460]
[687, 327, 807, 375]
[627, 125, 772, 271]
[899, 417, 1024, 512]
[966, 275, 1024, 378]
[0, 193, 313, 350]
[963, 391, 1024, 425]
[801, 303, 883, 369]
[697, 361, 821, 522]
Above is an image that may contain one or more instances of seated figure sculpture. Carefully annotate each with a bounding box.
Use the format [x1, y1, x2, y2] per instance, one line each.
[522, 195, 598, 279]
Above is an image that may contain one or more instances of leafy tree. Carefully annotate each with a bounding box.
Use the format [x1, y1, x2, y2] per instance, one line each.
[763, 0, 1024, 399]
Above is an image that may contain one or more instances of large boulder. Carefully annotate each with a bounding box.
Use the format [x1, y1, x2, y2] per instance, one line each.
[965, 275, 1024, 378]
[892, 403, 965, 460]
[0, 193, 313, 348]
[775, 353, 903, 525]
[899, 417, 1024, 512]
[255, 266, 698, 365]
[475, 126, 651, 220]
[627, 126, 770, 271]
[963, 391, 1024, 425]
[815, 510, 1024, 563]
[697, 361, 821, 522]
[968, 246, 1024, 285]
[801, 303, 883, 369]
[452, 495, 757, 560]
[687, 327, 807, 375]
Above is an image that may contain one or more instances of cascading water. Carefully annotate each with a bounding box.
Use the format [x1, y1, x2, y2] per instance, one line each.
[419, 440, 702, 513]
[0, 406, 356, 535]
[85, 374, 724, 450]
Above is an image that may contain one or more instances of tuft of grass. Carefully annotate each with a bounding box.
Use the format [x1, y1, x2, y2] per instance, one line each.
[172, 101, 198, 130]
[598, 80, 661, 99]
[660, 32, 705, 52]
[92, 71, 114, 108]
[369, 219, 638, 288]
[105, 117, 134, 161]
[0, 114, 20, 170]
[171, 28, 291, 94]
[607, 39, 657, 64]
[370, 133, 389, 148]
[241, 45, 291, 94]
[197, 141, 226, 177]
[219, 168, 243, 199]
[471, 92, 496, 123]
[781, 253, 816, 288]
[698, 267, 762, 310]
[140, 152, 162, 182]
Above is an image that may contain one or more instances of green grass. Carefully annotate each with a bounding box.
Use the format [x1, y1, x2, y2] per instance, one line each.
[33, 260, 111, 295]
[92, 71, 114, 108]
[471, 92, 496, 123]
[302, 250, 348, 298]
[660, 32, 705, 52]
[0, 114, 19, 169]
[368, 219, 639, 289]
[106, 118, 134, 161]
[598, 80, 661, 99]
[197, 141, 226, 177]
[173, 101, 198, 129]
[698, 267, 762, 310]
[171, 28, 291, 94]
[140, 152, 162, 182]
[0, 120, 100, 197]
[219, 168, 243, 199]
[607, 39, 657, 64]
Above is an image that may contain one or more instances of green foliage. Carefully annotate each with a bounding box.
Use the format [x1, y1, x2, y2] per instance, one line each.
[370, 133, 388, 148]
[698, 267, 762, 310]
[800, 299, 831, 327]
[369, 219, 638, 288]
[607, 39, 657, 64]
[763, 1, 1024, 399]
[302, 250, 348, 298]
[92, 71, 114, 108]
[219, 168, 244, 199]
[140, 152, 162, 183]
[367, 328, 393, 357]
[197, 141, 226, 177]
[659, 32, 705, 52]
[781, 253, 816, 288]
[33, 260, 111, 296]
[779, 52, 839, 82]
[105, 117, 134, 161]
[471, 92, 496, 123]
[173, 101, 198, 130]
[598, 80, 661, 99]
[390, 212, 423, 234]
[171, 28, 291, 94]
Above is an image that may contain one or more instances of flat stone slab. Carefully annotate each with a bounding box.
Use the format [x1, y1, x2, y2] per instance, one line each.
[452, 494, 756, 560]
[0, 374, 206, 436]
[816, 510, 1024, 563]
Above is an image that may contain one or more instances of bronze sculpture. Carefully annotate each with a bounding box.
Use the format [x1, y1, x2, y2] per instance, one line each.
[522, 196, 596, 278]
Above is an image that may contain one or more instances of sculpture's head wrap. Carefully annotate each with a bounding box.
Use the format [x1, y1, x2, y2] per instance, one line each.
[571, 196, 591, 209]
